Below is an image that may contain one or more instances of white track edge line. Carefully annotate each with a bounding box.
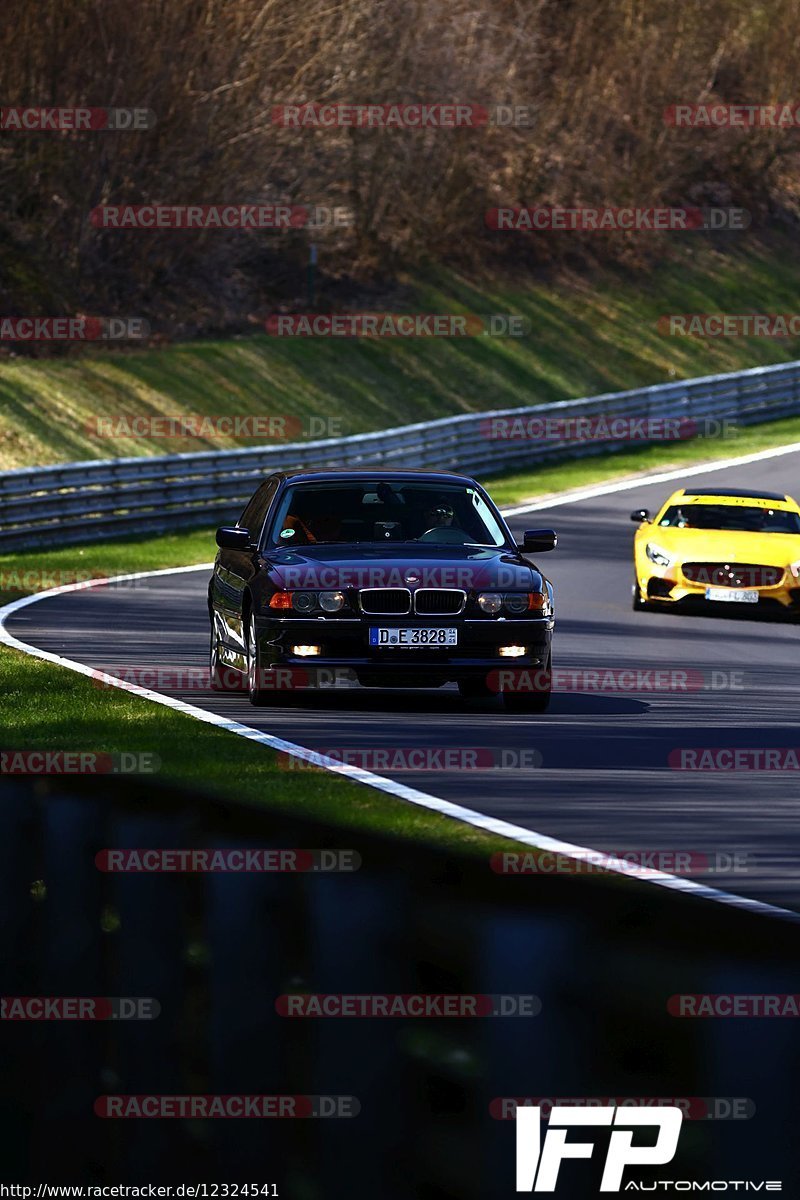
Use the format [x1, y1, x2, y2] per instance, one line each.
[2, 472, 800, 922]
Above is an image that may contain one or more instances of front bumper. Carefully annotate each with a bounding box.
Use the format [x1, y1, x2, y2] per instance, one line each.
[637, 563, 800, 613]
[253, 614, 554, 680]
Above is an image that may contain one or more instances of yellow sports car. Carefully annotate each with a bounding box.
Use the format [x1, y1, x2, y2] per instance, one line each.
[631, 487, 800, 617]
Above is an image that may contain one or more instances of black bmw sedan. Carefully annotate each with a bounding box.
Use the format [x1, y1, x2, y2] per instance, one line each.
[208, 469, 557, 711]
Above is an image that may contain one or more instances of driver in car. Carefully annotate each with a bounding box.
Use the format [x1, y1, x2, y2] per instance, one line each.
[422, 500, 455, 531]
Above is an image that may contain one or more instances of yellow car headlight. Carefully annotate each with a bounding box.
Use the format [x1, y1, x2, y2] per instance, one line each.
[645, 542, 673, 567]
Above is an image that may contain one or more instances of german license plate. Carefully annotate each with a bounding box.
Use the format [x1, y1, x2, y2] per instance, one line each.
[369, 627, 458, 647]
[704, 587, 758, 604]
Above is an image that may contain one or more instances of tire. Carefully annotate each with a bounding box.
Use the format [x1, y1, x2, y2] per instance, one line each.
[458, 677, 498, 701]
[503, 652, 551, 714]
[246, 614, 278, 706]
[209, 625, 245, 692]
[632, 573, 648, 612]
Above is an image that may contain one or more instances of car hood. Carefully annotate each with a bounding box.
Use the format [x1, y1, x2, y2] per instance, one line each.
[641, 527, 800, 567]
[264, 543, 540, 591]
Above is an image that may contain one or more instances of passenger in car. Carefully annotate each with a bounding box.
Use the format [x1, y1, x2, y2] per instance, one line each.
[283, 512, 343, 543]
[284, 487, 365, 543]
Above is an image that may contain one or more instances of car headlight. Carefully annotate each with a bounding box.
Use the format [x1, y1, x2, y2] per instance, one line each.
[477, 592, 503, 615]
[318, 590, 345, 612]
[291, 591, 318, 613]
[645, 542, 672, 567]
[503, 592, 530, 614]
[503, 592, 547, 614]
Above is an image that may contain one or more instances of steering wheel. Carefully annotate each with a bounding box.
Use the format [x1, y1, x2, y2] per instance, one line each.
[417, 527, 467, 544]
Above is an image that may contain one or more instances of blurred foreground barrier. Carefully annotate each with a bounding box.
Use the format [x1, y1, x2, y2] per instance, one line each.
[1, 773, 799, 1195]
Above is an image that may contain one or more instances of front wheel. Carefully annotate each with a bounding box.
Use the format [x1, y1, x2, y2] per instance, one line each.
[632, 573, 648, 612]
[209, 624, 245, 692]
[503, 653, 551, 714]
[247, 614, 279, 706]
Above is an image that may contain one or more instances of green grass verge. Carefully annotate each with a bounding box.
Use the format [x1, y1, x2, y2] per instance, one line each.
[0, 527, 216, 605]
[4, 235, 800, 468]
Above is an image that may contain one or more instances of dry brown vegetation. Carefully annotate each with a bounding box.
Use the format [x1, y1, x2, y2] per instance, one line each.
[2, 0, 800, 334]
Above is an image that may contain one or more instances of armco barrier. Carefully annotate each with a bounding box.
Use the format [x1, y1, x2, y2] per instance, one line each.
[1, 358, 799, 549]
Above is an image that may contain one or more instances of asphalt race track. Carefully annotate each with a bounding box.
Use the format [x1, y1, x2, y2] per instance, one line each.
[8, 451, 800, 909]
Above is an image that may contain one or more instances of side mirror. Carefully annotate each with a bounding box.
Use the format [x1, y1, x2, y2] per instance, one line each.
[517, 529, 557, 553]
[216, 526, 254, 551]
[630, 509, 651, 523]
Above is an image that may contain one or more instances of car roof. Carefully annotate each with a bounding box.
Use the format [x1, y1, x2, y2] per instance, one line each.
[662, 486, 798, 511]
[681, 487, 788, 501]
[274, 468, 481, 486]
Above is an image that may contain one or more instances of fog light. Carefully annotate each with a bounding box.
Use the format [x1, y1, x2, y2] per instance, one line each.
[291, 644, 321, 657]
[498, 645, 527, 657]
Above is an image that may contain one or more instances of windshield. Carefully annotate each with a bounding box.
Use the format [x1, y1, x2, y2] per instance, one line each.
[658, 504, 800, 534]
[267, 481, 508, 548]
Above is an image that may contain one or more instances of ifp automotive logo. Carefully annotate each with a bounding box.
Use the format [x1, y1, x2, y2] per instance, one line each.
[516, 1105, 682, 1191]
[514, 1105, 781, 1192]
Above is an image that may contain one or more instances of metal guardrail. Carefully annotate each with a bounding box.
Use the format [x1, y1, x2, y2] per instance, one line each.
[2, 359, 799, 549]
